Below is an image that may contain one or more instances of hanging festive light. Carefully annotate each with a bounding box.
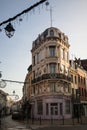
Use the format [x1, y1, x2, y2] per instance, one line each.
[4, 23, 15, 38]
[0, 0, 49, 38]
[0, 80, 6, 88]
[45, 1, 49, 6]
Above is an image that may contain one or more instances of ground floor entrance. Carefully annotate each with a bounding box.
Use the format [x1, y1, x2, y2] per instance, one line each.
[30, 94, 72, 119]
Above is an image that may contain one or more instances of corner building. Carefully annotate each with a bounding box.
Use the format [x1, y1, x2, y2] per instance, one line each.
[31, 27, 71, 119]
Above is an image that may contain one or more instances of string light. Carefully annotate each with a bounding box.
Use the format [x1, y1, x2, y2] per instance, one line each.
[0, 0, 49, 38]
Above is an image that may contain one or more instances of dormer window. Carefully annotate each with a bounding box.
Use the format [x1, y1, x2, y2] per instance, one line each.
[50, 30, 54, 36]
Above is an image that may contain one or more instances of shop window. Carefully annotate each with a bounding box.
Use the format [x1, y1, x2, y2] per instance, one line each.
[50, 103, 58, 115]
[46, 103, 49, 115]
[37, 100, 43, 115]
[65, 100, 70, 114]
[60, 103, 63, 115]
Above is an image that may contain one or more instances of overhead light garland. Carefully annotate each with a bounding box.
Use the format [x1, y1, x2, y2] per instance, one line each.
[0, 0, 49, 38]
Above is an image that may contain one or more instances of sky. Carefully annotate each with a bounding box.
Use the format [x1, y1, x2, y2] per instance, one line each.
[0, 0, 87, 100]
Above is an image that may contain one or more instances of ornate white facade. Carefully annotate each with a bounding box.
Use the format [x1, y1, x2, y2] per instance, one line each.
[30, 27, 72, 119]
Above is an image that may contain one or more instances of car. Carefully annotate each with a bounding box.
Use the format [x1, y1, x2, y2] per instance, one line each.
[12, 110, 24, 120]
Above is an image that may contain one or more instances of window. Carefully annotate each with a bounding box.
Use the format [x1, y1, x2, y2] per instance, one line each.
[72, 88, 74, 96]
[84, 78, 86, 85]
[37, 53, 39, 63]
[37, 100, 43, 115]
[65, 100, 70, 114]
[82, 88, 84, 96]
[61, 64, 65, 73]
[32, 86, 35, 94]
[61, 48, 65, 60]
[33, 71, 35, 79]
[33, 56, 35, 66]
[60, 103, 63, 115]
[78, 75, 80, 83]
[68, 86, 71, 93]
[66, 51, 69, 62]
[50, 30, 54, 36]
[49, 46, 55, 57]
[46, 103, 49, 115]
[50, 82, 56, 92]
[49, 63, 56, 73]
[71, 74, 73, 83]
[75, 75, 77, 84]
[50, 103, 58, 115]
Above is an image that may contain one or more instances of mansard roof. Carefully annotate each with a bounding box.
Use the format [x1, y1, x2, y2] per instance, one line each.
[31, 27, 70, 51]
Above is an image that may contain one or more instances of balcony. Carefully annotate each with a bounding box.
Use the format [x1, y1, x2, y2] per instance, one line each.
[32, 73, 71, 84]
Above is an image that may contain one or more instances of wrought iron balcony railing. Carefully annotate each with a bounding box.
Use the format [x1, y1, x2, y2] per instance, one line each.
[32, 73, 71, 84]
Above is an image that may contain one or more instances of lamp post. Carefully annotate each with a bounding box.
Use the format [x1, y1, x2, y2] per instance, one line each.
[76, 89, 80, 123]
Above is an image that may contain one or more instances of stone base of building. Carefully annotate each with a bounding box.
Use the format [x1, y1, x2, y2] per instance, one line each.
[30, 94, 72, 119]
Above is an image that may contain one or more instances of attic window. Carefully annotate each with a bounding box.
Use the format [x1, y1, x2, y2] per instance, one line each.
[50, 30, 54, 36]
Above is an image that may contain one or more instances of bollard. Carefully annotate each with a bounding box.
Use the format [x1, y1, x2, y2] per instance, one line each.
[51, 117, 53, 125]
[62, 116, 64, 125]
[32, 116, 34, 124]
[39, 116, 41, 125]
[80, 116, 82, 124]
[72, 116, 74, 125]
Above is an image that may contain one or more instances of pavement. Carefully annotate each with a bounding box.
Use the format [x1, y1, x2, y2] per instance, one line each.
[1, 116, 87, 130]
[21, 116, 87, 129]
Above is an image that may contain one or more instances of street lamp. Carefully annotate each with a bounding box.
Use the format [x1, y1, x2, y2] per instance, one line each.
[4, 23, 15, 38]
[76, 88, 81, 123]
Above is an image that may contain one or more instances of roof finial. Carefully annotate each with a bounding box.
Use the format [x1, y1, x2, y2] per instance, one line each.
[45, 1, 53, 27]
[50, 7, 53, 27]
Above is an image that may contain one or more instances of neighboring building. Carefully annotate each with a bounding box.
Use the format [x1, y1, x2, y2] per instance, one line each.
[6, 95, 13, 115]
[30, 27, 71, 119]
[70, 59, 87, 117]
[23, 65, 32, 101]
[69, 60, 78, 117]
[81, 59, 87, 71]
[77, 66, 87, 117]
[0, 90, 8, 115]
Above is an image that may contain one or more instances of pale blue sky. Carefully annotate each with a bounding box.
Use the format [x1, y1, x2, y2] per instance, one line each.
[0, 0, 87, 99]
